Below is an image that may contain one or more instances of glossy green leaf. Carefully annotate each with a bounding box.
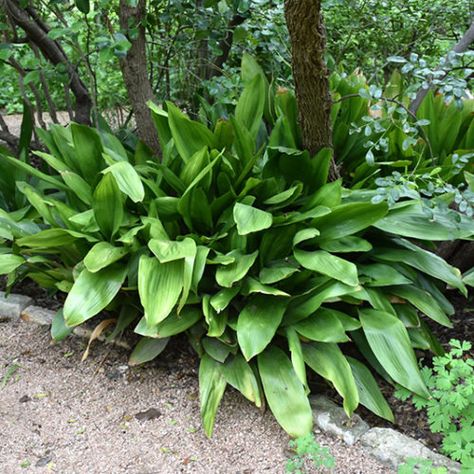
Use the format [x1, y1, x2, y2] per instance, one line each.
[103, 161, 145, 203]
[359, 308, 429, 398]
[64, 264, 127, 326]
[93, 173, 124, 239]
[84, 242, 128, 273]
[389, 285, 452, 327]
[359, 263, 412, 287]
[138, 256, 183, 327]
[319, 236, 372, 253]
[224, 354, 262, 407]
[303, 342, 359, 416]
[294, 249, 359, 287]
[51, 308, 73, 341]
[235, 73, 265, 139]
[149, 237, 196, 263]
[314, 201, 388, 240]
[233, 202, 272, 235]
[60, 171, 93, 205]
[259, 261, 299, 284]
[199, 354, 227, 437]
[242, 277, 289, 296]
[237, 295, 287, 360]
[129, 337, 170, 366]
[215, 250, 258, 288]
[167, 102, 215, 162]
[71, 123, 102, 183]
[0, 254, 24, 274]
[258, 346, 313, 437]
[347, 357, 394, 422]
[286, 327, 308, 391]
[294, 311, 349, 343]
[134, 306, 201, 338]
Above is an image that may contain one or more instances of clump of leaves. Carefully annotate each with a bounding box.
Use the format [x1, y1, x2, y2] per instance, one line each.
[396, 340, 474, 468]
[398, 457, 447, 474]
[286, 434, 335, 473]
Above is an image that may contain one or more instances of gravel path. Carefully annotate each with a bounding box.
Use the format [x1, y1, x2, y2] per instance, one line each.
[0, 319, 394, 474]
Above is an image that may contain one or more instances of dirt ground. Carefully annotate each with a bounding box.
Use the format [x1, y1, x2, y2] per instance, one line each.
[0, 319, 393, 474]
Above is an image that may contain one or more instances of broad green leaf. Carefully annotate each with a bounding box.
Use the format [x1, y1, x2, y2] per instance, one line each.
[134, 306, 201, 338]
[199, 354, 227, 437]
[286, 327, 308, 391]
[129, 337, 170, 366]
[191, 245, 210, 292]
[303, 342, 359, 416]
[237, 295, 287, 360]
[319, 236, 372, 253]
[180, 147, 210, 187]
[202, 337, 232, 362]
[17, 228, 94, 248]
[464, 268, 474, 287]
[167, 102, 215, 162]
[51, 308, 73, 341]
[294, 311, 349, 343]
[103, 161, 145, 203]
[372, 240, 465, 294]
[389, 285, 452, 327]
[284, 281, 357, 326]
[318, 307, 361, 331]
[359, 263, 412, 287]
[264, 185, 301, 206]
[294, 249, 359, 287]
[210, 286, 240, 313]
[258, 346, 313, 437]
[233, 202, 272, 235]
[373, 201, 474, 240]
[203, 294, 227, 337]
[0, 254, 24, 274]
[235, 73, 265, 139]
[71, 123, 102, 183]
[93, 173, 124, 239]
[138, 256, 183, 326]
[242, 277, 289, 297]
[64, 264, 127, 326]
[347, 357, 394, 422]
[293, 228, 320, 246]
[60, 171, 93, 205]
[215, 250, 258, 288]
[314, 201, 388, 240]
[224, 354, 262, 407]
[83, 242, 128, 273]
[259, 261, 299, 284]
[149, 237, 196, 263]
[359, 308, 429, 398]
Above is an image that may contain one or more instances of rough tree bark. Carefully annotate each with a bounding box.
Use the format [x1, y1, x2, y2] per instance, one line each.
[3, 0, 92, 125]
[410, 21, 474, 114]
[284, 0, 339, 179]
[119, 0, 160, 154]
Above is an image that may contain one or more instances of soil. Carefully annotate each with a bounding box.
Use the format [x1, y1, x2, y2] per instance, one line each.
[0, 319, 392, 474]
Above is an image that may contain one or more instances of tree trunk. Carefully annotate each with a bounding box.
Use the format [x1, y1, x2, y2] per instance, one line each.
[119, 0, 160, 154]
[3, 0, 92, 125]
[284, 0, 339, 179]
[437, 241, 474, 273]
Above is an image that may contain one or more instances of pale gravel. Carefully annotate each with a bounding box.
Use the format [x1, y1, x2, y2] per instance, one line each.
[0, 320, 394, 474]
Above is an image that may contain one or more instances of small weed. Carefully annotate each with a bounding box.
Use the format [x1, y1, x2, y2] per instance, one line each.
[1, 362, 20, 389]
[286, 433, 335, 473]
[398, 457, 447, 474]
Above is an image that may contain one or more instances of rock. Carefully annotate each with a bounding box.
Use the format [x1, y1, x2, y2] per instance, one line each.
[21, 305, 55, 326]
[0, 292, 32, 320]
[19, 395, 31, 403]
[360, 427, 460, 473]
[310, 395, 369, 445]
[35, 455, 53, 467]
[135, 408, 162, 421]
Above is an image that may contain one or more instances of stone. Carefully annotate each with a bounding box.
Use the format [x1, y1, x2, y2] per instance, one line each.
[21, 305, 55, 326]
[310, 395, 370, 445]
[0, 292, 33, 320]
[360, 427, 460, 473]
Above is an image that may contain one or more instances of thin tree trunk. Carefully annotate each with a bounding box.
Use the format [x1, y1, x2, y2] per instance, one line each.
[410, 21, 474, 114]
[119, 0, 160, 154]
[3, 0, 92, 124]
[284, 0, 339, 179]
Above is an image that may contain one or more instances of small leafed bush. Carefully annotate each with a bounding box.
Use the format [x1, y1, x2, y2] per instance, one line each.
[397, 340, 474, 468]
[0, 57, 473, 437]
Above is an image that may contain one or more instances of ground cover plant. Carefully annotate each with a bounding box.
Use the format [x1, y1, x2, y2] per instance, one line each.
[397, 340, 474, 469]
[0, 56, 473, 438]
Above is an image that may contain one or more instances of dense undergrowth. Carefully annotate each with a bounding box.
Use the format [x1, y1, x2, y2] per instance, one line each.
[0, 56, 473, 438]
